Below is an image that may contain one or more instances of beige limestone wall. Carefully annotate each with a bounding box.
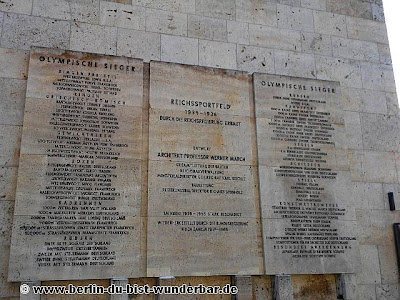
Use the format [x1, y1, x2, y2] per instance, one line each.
[0, 0, 399, 299]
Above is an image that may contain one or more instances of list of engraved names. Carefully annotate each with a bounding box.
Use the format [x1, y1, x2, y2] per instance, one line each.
[255, 74, 358, 274]
[9, 49, 144, 281]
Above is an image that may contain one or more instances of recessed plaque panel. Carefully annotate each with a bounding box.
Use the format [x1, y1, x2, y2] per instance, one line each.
[254, 74, 359, 274]
[147, 62, 263, 277]
[8, 48, 145, 281]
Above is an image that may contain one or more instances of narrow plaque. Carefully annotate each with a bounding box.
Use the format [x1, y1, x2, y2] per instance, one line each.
[147, 62, 263, 277]
[254, 74, 359, 274]
[8, 48, 145, 281]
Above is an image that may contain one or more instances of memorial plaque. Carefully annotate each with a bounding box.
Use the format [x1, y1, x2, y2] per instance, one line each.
[147, 62, 263, 277]
[254, 74, 359, 274]
[8, 48, 145, 281]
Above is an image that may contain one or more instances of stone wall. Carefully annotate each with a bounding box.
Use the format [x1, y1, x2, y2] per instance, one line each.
[0, 0, 399, 299]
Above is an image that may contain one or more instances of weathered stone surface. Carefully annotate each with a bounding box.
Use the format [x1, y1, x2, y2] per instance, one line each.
[199, 40, 237, 69]
[315, 56, 362, 88]
[386, 93, 399, 116]
[332, 37, 379, 62]
[236, 0, 277, 27]
[356, 210, 400, 245]
[301, 0, 326, 10]
[147, 61, 262, 277]
[357, 245, 381, 284]
[249, 25, 302, 51]
[346, 17, 388, 44]
[1, 13, 70, 51]
[361, 113, 400, 152]
[279, 0, 301, 6]
[0, 201, 14, 246]
[277, 4, 314, 32]
[349, 151, 397, 183]
[372, 2, 385, 22]
[313, 11, 347, 37]
[377, 241, 399, 284]
[131, 0, 195, 13]
[341, 88, 387, 114]
[32, 0, 99, 23]
[382, 183, 400, 211]
[274, 275, 293, 300]
[301, 33, 332, 56]
[237, 45, 274, 74]
[188, 15, 227, 42]
[376, 284, 400, 300]
[292, 275, 336, 300]
[274, 50, 316, 78]
[0, 0, 32, 14]
[378, 44, 392, 64]
[0, 125, 22, 167]
[358, 285, 377, 300]
[70, 22, 117, 55]
[117, 29, 161, 62]
[0, 245, 19, 297]
[32, 0, 71, 20]
[326, 0, 372, 19]
[161, 35, 198, 65]
[99, 1, 146, 30]
[253, 276, 273, 299]
[344, 111, 363, 149]
[360, 63, 396, 93]
[0, 48, 29, 79]
[227, 21, 249, 45]
[195, 0, 235, 20]
[0, 167, 18, 201]
[255, 73, 359, 274]
[68, 0, 100, 23]
[338, 273, 358, 300]
[0, 200, 18, 297]
[0, 78, 26, 125]
[352, 182, 384, 210]
[0, 12, 3, 37]
[145, 8, 187, 36]
[8, 48, 145, 281]
[109, 0, 133, 3]
[234, 276, 252, 300]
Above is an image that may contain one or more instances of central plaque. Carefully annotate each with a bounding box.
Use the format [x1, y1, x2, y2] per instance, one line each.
[147, 62, 263, 276]
[8, 48, 145, 281]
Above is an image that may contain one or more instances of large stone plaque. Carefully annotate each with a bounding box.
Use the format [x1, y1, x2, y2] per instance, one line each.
[8, 48, 145, 281]
[254, 74, 359, 274]
[147, 62, 263, 277]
